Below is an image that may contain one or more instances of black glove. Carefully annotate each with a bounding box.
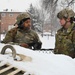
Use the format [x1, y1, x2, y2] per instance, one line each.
[33, 42, 42, 50]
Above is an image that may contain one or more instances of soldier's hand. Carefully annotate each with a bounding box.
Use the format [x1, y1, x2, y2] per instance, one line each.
[20, 43, 29, 48]
[33, 42, 42, 50]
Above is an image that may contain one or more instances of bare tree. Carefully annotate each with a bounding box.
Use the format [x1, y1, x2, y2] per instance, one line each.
[28, 4, 43, 32]
[61, 0, 75, 7]
[41, 0, 58, 35]
[60, 0, 75, 9]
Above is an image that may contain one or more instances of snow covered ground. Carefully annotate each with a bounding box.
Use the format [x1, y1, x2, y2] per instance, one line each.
[0, 34, 75, 75]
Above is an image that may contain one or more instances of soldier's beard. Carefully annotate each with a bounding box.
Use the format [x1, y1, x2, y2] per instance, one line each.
[23, 26, 31, 30]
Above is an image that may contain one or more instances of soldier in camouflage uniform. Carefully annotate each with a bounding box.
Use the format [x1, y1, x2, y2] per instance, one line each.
[54, 8, 75, 58]
[1, 12, 42, 50]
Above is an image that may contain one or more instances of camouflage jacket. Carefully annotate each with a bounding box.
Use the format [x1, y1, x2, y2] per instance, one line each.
[54, 23, 75, 58]
[2, 27, 42, 50]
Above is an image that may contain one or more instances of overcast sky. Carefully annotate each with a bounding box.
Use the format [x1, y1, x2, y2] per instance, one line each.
[0, 0, 40, 12]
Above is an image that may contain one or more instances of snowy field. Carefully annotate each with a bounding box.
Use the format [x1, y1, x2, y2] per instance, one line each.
[0, 34, 75, 75]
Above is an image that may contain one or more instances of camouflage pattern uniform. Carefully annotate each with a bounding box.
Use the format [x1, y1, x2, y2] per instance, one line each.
[2, 12, 42, 50]
[54, 8, 75, 58]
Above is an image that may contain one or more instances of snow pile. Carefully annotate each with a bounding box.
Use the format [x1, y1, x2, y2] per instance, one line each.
[0, 34, 75, 75]
[0, 43, 75, 75]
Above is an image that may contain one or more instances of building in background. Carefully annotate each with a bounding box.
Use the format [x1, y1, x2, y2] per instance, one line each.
[0, 9, 21, 33]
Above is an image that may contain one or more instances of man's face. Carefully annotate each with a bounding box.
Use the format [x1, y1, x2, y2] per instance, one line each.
[23, 19, 31, 30]
[59, 18, 66, 26]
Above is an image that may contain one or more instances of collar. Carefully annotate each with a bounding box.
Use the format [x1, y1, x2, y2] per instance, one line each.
[18, 28, 31, 33]
[58, 23, 75, 35]
[66, 23, 75, 34]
